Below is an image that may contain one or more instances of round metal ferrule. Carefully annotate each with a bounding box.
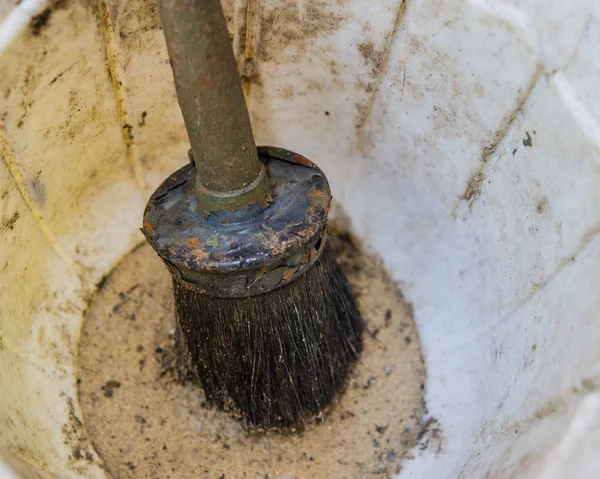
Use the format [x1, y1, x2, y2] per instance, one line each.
[142, 147, 332, 298]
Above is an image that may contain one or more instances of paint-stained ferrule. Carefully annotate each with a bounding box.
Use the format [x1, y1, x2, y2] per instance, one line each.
[142, 147, 332, 298]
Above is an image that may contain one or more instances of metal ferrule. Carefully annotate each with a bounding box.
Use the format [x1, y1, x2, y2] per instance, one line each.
[142, 147, 332, 298]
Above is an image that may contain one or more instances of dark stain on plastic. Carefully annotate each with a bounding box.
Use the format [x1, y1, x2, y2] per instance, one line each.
[1, 211, 19, 231]
[357, 41, 386, 78]
[116, 0, 162, 48]
[30, 0, 69, 36]
[536, 196, 548, 214]
[461, 171, 485, 204]
[258, 0, 346, 62]
[61, 395, 102, 471]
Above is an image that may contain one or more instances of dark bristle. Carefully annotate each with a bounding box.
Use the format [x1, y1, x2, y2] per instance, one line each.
[172, 242, 363, 428]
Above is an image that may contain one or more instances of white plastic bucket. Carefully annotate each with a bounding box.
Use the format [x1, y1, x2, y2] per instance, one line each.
[1, 0, 600, 477]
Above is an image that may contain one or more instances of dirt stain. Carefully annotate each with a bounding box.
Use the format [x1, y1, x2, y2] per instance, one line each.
[481, 130, 505, 163]
[61, 395, 102, 473]
[240, 58, 262, 86]
[29, 0, 69, 36]
[536, 196, 548, 214]
[1, 211, 20, 231]
[30, 175, 46, 206]
[258, 0, 346, 62]
[357, 41, 386, 78]
[116, 0, 162, 48]
[461, 171, 485, 204]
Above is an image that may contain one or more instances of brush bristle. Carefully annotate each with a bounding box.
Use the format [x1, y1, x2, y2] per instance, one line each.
[172, 241, 363, 428]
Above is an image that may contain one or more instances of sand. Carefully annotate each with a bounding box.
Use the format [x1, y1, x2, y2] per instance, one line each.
[77, 234, 426, 478]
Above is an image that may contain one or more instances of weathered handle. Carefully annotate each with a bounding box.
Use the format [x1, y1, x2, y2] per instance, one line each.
[157, 0, 269, 216]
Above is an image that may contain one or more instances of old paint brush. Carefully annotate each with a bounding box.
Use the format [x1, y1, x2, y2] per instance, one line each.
[142, 0, 363, 429]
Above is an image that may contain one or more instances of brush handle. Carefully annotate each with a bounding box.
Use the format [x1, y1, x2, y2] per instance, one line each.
[157, 0, 270, 217]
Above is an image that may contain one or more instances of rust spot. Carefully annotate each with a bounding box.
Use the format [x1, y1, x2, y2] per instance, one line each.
[300, 249, 312, 264]
[271, 240, 291, 257]
[185, 238, 200, 248]
[293, 153, 314, 168]
[142, 222, 154, 238]
[192, 249, 210, 263]
[295, 229, 311, 238]
[282, 268, 296, 282]
[306, 188, 329, 209]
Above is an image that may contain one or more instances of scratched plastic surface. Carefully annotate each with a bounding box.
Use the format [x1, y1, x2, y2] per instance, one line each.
[1, 0, 600, 477]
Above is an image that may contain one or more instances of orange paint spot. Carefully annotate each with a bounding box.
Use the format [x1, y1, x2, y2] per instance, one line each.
[282, 268, 296, 282]
[293, 154, 313, 168]
[192, 249, 210, 263]
[185, 238, 200, 248]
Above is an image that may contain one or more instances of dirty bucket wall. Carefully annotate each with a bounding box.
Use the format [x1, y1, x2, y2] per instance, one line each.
[0, 0, 599, 478]
[0, 0, 144, 477]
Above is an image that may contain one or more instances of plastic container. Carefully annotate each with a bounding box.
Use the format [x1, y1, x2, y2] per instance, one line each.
[1, 0, 599, 477]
